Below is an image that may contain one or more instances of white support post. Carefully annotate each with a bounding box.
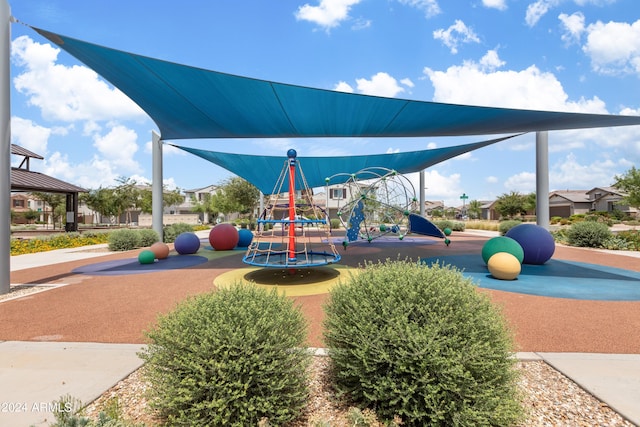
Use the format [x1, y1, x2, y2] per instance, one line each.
[0, 1, 11, 295]
[419, 170, 425, 216]
[536, 131, 550, 229]
[152, 131, 164, 241]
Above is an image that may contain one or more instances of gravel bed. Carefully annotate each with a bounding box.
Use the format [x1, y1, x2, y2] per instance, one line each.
[84, 357, 635, 426]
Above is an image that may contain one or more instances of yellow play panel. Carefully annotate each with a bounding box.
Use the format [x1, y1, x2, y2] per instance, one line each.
[214, 265, 359, 296]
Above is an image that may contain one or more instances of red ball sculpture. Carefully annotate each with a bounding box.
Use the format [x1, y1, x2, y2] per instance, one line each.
[209, 223, 239, 251]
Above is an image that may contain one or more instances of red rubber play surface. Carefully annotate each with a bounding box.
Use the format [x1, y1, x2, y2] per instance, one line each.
[3, 231, 640, 353]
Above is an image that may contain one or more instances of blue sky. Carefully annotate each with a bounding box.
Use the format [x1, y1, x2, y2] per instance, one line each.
[8, 0, 640, 208]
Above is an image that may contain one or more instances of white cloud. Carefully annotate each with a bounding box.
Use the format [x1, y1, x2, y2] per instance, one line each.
[582, 19, 640, 75]
[433, 20, 480, 54]
[422, 49, 608, 112]
[486, 176, 499, 183]
[482, 0, 507, 10]
[11, 117, 52, 156]
[559, 12, 585, 45]
[295, 0, 363, 30]
[333, 81, 355, 92]
[92, 125, 140, 172]
[549, 152, 621, 190]
[355, 72, 406, 97]
[504, 171, 536, 192]
[525, 0, 559, 27]
[11, 36, 146, 123]
[420, 169, 463, 206]
[397, 0, 441, 18]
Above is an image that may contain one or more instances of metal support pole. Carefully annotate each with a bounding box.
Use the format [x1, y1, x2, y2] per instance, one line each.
[152, 131, 164, 241]
[536, 131, 550, 229]
[0, 1, 11, 295]
[419, 170, 425, 216]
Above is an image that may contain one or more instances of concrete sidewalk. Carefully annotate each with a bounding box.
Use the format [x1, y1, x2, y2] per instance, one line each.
[0, 341, 144, 427]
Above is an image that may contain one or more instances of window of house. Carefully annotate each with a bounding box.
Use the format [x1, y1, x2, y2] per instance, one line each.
[13, 199, 24, 208]
[331, 188, 347, 199]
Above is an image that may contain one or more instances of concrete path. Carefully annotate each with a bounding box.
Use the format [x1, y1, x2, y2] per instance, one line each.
[0, 341, 144, 427]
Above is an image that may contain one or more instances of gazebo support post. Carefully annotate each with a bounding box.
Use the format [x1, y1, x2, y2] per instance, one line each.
[536, 131, 550, 229]
[152, 131, 164, 242]
[0, 0, 11, 295]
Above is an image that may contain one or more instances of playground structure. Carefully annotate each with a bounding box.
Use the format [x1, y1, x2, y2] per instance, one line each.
[326, 167, 446, 247]
[243, 149, 341, 268]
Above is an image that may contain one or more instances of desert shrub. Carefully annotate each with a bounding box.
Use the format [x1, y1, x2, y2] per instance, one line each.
[499, 220, 522, 235]
[107, 229, 140, 251]
[162, 223, 193, 243]
[323, 260, 523, 426]
[432, 220, 465, 232]
[617, 230, 640, 251]
[566, 221, 611, 248]
[140, 283, 311, 426]
[550, 216, 562, 224]
[601, 235, 632, 250]
[330, 218, 342, 230]
[137, 229, 159, 247]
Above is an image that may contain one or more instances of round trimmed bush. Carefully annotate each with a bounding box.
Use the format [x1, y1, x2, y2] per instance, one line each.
[138, 228, 160, 247]
[566, 221, 612, 248]
[140, 283, 311, 426]
[324, 260, 523, 426]
[107, 229, 140, 251]
[482, 236, 524, 264]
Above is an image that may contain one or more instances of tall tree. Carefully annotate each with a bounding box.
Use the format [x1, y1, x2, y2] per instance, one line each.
[216, 177, 260, 219]
[467, 199, 482, 220]
[613, 166, 640, 211]
[494, 191, 527, 219]
[30, 192, 65, 229]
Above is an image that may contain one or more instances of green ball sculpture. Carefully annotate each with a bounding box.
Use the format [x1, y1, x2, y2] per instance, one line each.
[138, 249, 156, 265]
[481, 236, 524, 265]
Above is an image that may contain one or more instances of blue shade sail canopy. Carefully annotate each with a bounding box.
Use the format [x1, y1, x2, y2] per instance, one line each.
[31, 27, 640, 141]
[171, 135, 518, 194]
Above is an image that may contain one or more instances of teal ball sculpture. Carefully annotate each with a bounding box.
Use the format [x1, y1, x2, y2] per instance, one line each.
[505, 224, 555, 265]
[174, 232, 201, 255]
[138, 249, 156, 264]
[237, 228, 254, 248]
[482, 236, 524, 265]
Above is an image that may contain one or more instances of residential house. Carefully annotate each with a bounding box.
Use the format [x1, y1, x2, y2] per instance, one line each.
[587, 186, 638, 217]
[548, 190, 591, 218]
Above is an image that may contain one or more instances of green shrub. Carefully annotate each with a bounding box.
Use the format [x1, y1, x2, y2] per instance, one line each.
[323, 260, 523, 426]
[107, 229, 140, 251]
[617, 230, 640, 251]
[140, 283, 311, 426]
[566, 221, 611, 247]
[162, 223, 194, 243]
[432, 220, 465, 232]
[330, 218, 342, 230]
[137, 229, 159, 247]
[499, 220, 522, 235]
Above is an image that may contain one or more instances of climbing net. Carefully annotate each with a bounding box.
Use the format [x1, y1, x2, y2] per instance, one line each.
[328, 167, 419, 244]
